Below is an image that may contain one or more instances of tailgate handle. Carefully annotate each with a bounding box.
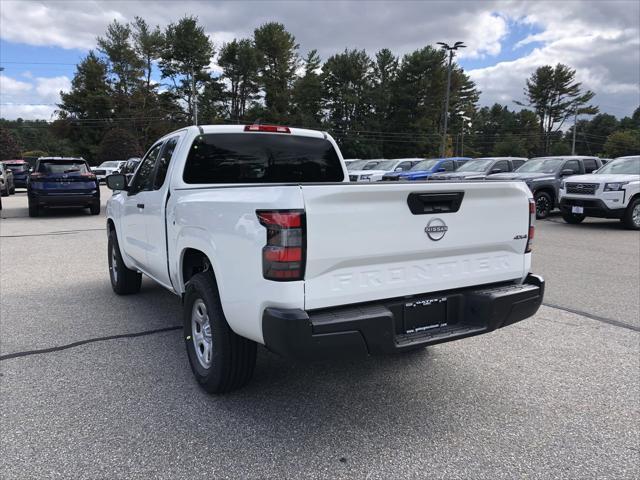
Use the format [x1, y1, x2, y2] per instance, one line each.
[407, 192, 464, 214]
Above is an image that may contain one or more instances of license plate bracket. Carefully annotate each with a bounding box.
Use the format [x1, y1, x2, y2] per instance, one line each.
[572, 206, 584, 214]
[403, 297, 448, 334]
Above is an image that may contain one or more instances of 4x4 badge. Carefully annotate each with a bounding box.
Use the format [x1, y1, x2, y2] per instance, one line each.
[425, 218, 448, 241]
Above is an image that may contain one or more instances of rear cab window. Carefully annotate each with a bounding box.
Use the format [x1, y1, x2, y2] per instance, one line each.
[183, 133, 344, 184]
[38, 160, 89, 175]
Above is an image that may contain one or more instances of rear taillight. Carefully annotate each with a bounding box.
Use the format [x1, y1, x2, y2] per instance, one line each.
[257, 209, 305, 281]
[80, 173, 97, 180]
[526, 198, 535, 253]
[29, 172, 44, 179]
[244, 124, 291, 133]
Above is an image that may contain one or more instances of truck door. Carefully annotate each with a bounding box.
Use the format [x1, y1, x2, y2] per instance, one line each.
[121, 142, 163, 268]
[142, 135, 183, 286]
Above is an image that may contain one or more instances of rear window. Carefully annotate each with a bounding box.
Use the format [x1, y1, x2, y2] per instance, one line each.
[5, 163, 28, 172]
[183, 133, 344, 184]
[38, 161, 88, 175]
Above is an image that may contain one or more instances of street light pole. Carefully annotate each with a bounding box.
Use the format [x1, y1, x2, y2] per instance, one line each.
[437, 41, 466, 158]
[191, 67, 199, 126]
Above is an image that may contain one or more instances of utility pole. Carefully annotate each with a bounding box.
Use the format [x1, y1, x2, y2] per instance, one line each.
[571, 109, 578, 155]
[191, 67, 199, 126]
[437, 41, 466, 158]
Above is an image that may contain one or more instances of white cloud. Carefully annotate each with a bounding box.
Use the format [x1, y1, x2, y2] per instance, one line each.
[0, 74, 70, 120]
[35, 76, 71, 101]
[0, 75, 32, 94]
[469, 1, 640, 117]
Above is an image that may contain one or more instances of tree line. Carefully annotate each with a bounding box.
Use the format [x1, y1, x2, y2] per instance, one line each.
[1, 16, 639, 164]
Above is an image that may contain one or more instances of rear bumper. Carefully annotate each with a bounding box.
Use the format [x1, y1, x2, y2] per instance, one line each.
[262, 274, 545, 360]
[559, 197, 625, 219]
[29, 191, 99, 207]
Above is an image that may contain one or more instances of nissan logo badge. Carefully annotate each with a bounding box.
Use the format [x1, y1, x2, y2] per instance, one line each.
[425, 218, 448, 241]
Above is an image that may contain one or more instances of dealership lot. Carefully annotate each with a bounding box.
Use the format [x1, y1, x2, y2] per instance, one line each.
[1, 189, 638, 479]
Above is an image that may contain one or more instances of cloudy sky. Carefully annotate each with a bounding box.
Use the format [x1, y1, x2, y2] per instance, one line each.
[1, 0, 638, 121]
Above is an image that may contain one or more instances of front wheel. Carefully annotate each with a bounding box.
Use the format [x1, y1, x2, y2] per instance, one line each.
[108, 229, 141, 294]
[9, 186, 15, 195]
[0, 185, 7, 197]
[622, 198, 640, 230]
[561, 211, 585, 224]
[90, 202, 100, 215]
[534, 191, 553, 219]
[183, 271, 257, 394]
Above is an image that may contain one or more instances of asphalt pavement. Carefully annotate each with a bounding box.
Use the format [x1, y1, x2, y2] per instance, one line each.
[1, 188, 639, 479]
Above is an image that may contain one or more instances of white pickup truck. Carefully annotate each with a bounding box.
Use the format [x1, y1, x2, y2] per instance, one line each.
[105, 124, 544, 393]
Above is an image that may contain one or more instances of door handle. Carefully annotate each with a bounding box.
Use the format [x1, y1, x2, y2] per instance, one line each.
[137, 203, 145, 209]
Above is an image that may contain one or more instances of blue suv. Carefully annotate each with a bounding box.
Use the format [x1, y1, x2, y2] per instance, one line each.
[28, 157, 100, 217]
[382, 157, 471, 181]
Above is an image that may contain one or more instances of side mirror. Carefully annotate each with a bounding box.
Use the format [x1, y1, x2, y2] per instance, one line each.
[106, 173, 127, 191]
[490, 168, 503, 174]
[561, 169, 575, 176]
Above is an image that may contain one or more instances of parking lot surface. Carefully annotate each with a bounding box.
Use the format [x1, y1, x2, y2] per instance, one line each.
[1, 188, 639, 479]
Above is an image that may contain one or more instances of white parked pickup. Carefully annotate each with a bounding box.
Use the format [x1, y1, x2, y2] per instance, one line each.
[105, 124, 544, 393]
[559, 155, 640, 229]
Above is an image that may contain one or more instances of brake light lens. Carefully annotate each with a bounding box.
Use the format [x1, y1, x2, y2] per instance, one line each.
[80, 172, 97, 180]
[244, 124, 291, 133]
[257, 209, 305, 281]
[526, 198, 535, 253]
[29, 172, 44, 179]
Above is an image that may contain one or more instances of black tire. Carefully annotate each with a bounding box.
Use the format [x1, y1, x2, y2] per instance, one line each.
[0, 185, 7, 197]
[90, 202, 100, 215]
[28, 200, 39, 217]
[9, 186, 15, 195]
[534, 191, 553, 219]
[622, 198, 640, 230]
[108, 229, 141, 294]
[561, 211, 585, 224]
[183, 271, 257, 394]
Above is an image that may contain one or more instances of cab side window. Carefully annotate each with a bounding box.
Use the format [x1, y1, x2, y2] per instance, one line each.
[154, 137, 179, 189]
[396, 161, 413, 171]
[493, 160, 509, 173]
[583, 159, 598, 173]
[441, 161, 455, 171]
[130, 143, 163, 194]
[563, 159, 581, 175]
[511, 159, 526, 170]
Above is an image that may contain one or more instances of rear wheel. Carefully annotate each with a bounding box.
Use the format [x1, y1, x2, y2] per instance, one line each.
[90, 202, 100, 215]
[183, 271, 257, 394]
[561, 211, 585, 224]
[534, 191, 553, 219]
[108, 229, 141, 294]
[622, 198, 640, 230]
[28, 200, 39, 217]
[9, 185, 15, 195]
[0, 184, 7, 197]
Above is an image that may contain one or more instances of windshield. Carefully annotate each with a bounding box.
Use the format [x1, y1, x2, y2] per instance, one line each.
[457, 159, 493, 172]
[516, 158, 563, 173]
[366, 160, 396, 171]
[362, 161, 385, 170]
[38, 161, 89, 175]
[597, 158, 640, 175]
[411, 160, 438, 171]
[100, 161, 121, 168]
[183, 133, 344, 183]
[347, 160, 369, 171]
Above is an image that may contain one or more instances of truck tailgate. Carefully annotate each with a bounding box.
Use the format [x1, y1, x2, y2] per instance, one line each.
[301, 182, 531, 310]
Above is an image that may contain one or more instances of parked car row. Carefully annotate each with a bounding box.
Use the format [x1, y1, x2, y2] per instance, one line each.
[347, 154, 639, 228]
